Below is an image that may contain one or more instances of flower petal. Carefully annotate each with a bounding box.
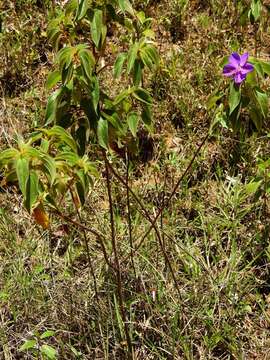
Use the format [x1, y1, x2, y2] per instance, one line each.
[240, 52, 249, 66]
[229, 52, 241, 67]
[241, 63, 254, 74]
[234, 72, 246, 84]
[223, 64, 237, 76]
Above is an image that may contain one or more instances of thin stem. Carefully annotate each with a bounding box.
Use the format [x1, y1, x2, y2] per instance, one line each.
[107, 162, 183, 300]
[131, 132, 209, 255]
[53, 209, 112, 270]
[126, 152, 136, 278]
[69, 189, 99, 300]
[108, 131, 209, 259]
[104, 155, 133, 358]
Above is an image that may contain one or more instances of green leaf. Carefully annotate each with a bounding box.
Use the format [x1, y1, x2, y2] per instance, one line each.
[40, 344, 57, 360]
[79, 48, 95, 80]
[140, 45, 159, 70]
[19, 339, 37, 352]
[210, 104, 228, 133]
[61, 64, 74, 85]
[57, 47, 74, 74]
[45, 88, 62, 125]
[101, 24, 107, 47]
[114, 53, 127, 78]
[245, 180, 262, 194]
[261, 61, 270, 76]
[251, 0, 262, 21]
[46, 70, 61, 90]
[142, 29, 155, 39]
[55, 151, 79, 164]
[141, 105, 152, 125]
[250, 107, 262, 131]
[89, 9, 103, 48]
[16, 157, 29, 198]
[76, 171, 87, 206]
[76, 0, 89, 20]
[47, 28, 61, 50]
[41, 154, 56, 185]
[25, 170, 39, 213]
[40, 330, 55, 340]
[97, 118, 109, 149]
[133, 88, 152, 105]
[133, 59, 142, 86]
[255, 89, 268, 118]
[113, 88, 131, 105]
[127, 43, 139, 74]
[0, 149, 19, 166]
[207, 91, 224, 110]
[253, 62, 264, 78]
[229, 82, 241, 115]
[118, 0, 134, 15]
[127, 112, 139, 137]
[65, 0, 77, 15]
[102, 111, 123, 132]
[48, 126, 77, 153]
[91, 76, 100, 111]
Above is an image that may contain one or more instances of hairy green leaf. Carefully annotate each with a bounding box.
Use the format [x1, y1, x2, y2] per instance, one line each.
[79, 48, 95, 80]
[19, 339, 37, 352]
[40, 344, 57, 360]
[229, 82, 241, 115]
[89, 9, 103, 48]
[15, 157, 29, 198]
[25, 171, 39, 213]
[133, 88, 152, 105]
[97, 118, 108, 149]
[114, 53, 127, 78]
[127, 112, 139, 137]
[46, 70, 61, 90]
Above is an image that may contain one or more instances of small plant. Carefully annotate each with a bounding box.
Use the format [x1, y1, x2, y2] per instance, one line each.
[245, 153, 270, 199]
[0, 1, 159, 357]
[209, 51, 270, 134]
[19, 330, 57, 359]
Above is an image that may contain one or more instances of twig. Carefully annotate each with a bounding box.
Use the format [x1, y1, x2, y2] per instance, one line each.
[52, 209, 112, 269]
[69, 188, 99, 300]
[104, 154, 133, 358]
[108, 131, 209, 259]
[107, 161, 183, 300]
[126, 151, 136, 277]
[131, 132, 209, 255]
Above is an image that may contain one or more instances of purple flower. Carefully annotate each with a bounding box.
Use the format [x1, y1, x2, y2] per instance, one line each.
[223, 52, 254, 84]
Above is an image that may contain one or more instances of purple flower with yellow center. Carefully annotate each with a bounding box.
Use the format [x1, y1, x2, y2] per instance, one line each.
[223, 52, 254, 85]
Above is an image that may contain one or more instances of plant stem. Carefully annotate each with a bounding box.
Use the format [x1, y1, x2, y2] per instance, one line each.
[53, 209, 112, 270]
[107, 162, 183, 300]
[69, 188, 99, 301]
[131, 132, 209, 255]
[108, 132, 209, 258]
[126, 151, 136, 278]
[104, 155, 133, 359]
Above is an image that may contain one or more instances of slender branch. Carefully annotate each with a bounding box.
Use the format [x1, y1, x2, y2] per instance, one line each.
[69, 188, 99, 300]
[108, 160, 183, 299]
[126, 151, 136, 277]
[130, 132, 209, 255]
[52, 209, 112, 269]
[104, 155, 133, 358]
[107, 131, 209, 259]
